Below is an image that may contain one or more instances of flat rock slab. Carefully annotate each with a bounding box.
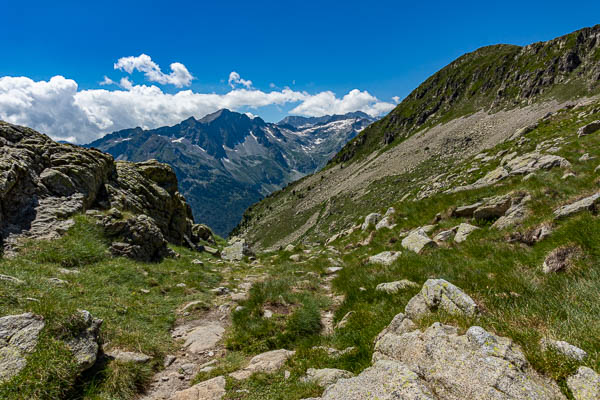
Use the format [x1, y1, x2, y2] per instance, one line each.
[230, 349, 295, 380]
[106, 350, 152, 363]
[0, 313, 45, 382]
[454, 223, 479, 243]
[554, 192, 600, 219]
[171, 376, 226, 400]
[181, 323, 225, 354]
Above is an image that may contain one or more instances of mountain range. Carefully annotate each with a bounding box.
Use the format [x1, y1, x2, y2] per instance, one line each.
[87, 110, 375, 236]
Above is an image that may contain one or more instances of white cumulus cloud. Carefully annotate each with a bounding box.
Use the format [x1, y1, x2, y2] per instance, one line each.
[228, 71, 253, 88]
[290, 89, 395, 117]
[0, 59, 395, 144]
[114, 54, 194, 88]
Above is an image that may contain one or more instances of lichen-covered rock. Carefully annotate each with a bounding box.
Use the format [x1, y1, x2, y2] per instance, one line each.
[405, 279, 479, 318]
[0, 313, 45, 382]
[65, 310, 102, 372]
[370, 323, 565, 399]
[301, 368, 354, 388]
[401, 229, 436, 254]
[567, 367, 600, 400]
[311, 360, 436, 399]
[368, 251, 401, 266]
[375, 216, 395, 230]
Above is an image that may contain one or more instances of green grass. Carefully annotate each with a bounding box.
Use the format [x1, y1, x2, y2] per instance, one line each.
[0, 216, 222, 400]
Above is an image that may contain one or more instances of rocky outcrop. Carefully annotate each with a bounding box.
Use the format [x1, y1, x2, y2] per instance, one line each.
[0, 121, 205, 257]
[0, 313, 45, 382]
[370, 322, 565, 399]
[361, 213, 382, 231]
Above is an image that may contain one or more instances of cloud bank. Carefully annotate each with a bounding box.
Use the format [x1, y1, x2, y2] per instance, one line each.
[0, 56, 396, 144]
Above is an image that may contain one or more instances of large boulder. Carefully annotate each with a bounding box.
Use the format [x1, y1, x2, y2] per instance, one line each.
[0, 313, 45, 382]
[405, 279, 479, 319]
[369, 322, 565, 399]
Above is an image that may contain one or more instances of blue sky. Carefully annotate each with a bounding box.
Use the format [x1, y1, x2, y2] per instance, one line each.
[1, 0, 599, 143]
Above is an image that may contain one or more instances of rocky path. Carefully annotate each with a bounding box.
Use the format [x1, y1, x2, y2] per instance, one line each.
[141, 308, 229, 400]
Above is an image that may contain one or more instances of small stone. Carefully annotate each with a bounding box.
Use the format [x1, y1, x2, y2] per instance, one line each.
[562, 172, 576, 180]
[263, 309, 273, 319]
[191, 259, 204, 265]
[541, 338, 587, 361]
[0, 274, 24, 284]
[375, 280, 418, 294]
[289, 254, 301, 262]
[106, 350, 152, 363]
[176, 283, 187, 288]
[368, 251, 401, 266]
[326, 266, 343, 274]
[140, 289, 150, 294]
[284, 370, 291, 380]
[211, 287, 230, 296]
[164, 355, 176, 367]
